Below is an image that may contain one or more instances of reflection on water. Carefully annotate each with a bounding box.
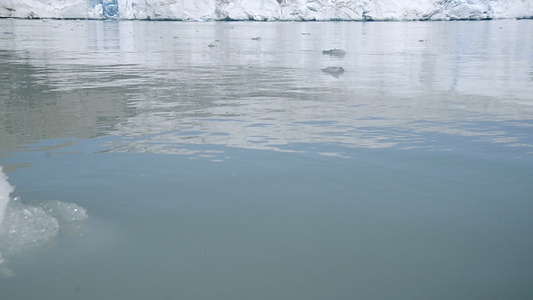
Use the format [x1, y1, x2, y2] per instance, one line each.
[1, 19, 532, 159]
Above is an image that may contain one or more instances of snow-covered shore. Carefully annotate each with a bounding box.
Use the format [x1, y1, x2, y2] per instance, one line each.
[0, 0, 532, 21]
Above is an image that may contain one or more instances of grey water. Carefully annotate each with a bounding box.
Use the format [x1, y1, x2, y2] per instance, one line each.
[0, 18, 532, 299]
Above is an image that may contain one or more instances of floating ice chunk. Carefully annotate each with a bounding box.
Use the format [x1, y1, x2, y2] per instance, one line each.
[0, 166, 14, 231]
[37, 200, 88, 223]
[0, 166, 88, 277]
[0, 197, 59, 254]
[0, 167, 15, 277]
[322, 49, 346, 57]
[37, 200, 88, 236]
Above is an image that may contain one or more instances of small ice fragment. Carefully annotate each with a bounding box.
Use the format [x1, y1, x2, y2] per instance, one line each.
[322, 49, 346, 57]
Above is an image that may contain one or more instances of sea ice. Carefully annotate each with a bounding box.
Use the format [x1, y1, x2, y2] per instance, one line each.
[0, 167, 13, 228]
[0, 166, 88, 277]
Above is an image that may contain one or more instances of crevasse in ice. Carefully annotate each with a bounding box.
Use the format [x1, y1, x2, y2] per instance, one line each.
[0, 0, 531, 21]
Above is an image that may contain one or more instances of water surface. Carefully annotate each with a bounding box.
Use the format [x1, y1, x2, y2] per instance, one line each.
[0, 19, 532, 299]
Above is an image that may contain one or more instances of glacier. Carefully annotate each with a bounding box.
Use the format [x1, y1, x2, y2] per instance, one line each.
[0, 0, 531, 21]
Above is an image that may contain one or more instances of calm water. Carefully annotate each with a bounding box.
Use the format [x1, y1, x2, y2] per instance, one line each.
[0, 19, 532, 299]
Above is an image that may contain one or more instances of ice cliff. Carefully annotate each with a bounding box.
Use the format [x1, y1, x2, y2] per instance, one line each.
[0, 0, 531, 21]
